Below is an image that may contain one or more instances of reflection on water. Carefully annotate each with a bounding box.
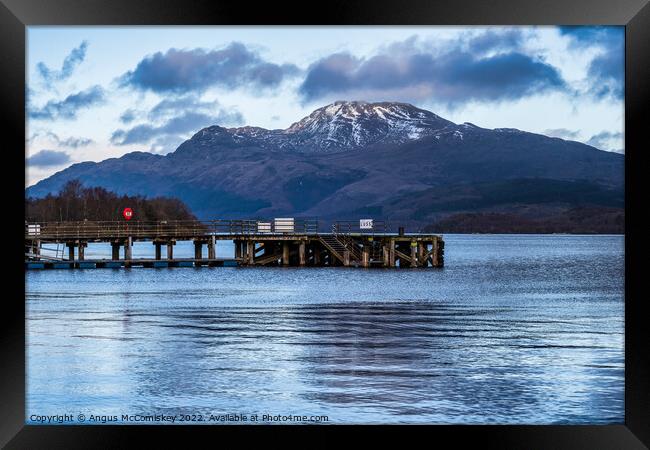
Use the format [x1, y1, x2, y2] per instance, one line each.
[26, 235, 624, 424]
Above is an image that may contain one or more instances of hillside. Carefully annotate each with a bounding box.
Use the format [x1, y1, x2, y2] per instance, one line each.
[27, 101, 624, 230]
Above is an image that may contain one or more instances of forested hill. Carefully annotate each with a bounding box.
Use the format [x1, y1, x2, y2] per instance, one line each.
[25, 179, 197, 222]
[28, 101, 623, 224]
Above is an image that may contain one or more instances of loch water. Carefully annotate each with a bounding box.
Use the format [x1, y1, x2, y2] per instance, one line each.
[26, 235, 624, 424]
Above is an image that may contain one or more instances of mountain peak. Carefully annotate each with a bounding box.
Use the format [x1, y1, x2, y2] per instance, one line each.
[189, 101, 456, 152]
[281, 101, 455, 150]
[307, 100, 438, 119]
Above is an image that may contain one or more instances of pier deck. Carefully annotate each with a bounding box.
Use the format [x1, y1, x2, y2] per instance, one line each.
[25, 219, 444, 269]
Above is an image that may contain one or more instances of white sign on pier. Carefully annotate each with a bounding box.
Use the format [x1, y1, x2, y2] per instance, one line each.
[360, 219, 373, 230]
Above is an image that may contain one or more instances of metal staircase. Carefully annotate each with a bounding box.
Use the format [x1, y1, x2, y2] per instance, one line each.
[338, 234, 362, 260]
[319, 231, 361, 264]
[319, 235, 347, 263]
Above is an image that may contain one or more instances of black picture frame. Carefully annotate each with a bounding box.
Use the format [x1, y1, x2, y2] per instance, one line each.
[3, 0, 648, 447]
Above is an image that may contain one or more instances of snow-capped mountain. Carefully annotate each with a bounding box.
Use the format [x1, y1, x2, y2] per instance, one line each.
[27, 101, 624, 223]
[195, 101, 456, 152]
[282, 101, 455, 150]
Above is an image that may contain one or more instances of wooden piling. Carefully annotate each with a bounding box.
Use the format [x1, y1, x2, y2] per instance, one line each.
[299, 241, 306, 266]
[124, 237, 132, 267]
[361, 244, 369, 268]
[111, 242, 120, 260]
[247, 241, 255, 265]
[154, 242, 162, 260]
[282, 242, 289, 265]
[208, 235, 216, 259]
[431, 237, 438, 267]
[194, 240, 203, 260]
[166, 241, 175, 260]
[125, 237, 132, 260]
[389, 239, 396, 267]
[66, 242, 75, 261]
[410, 241, 418, 268]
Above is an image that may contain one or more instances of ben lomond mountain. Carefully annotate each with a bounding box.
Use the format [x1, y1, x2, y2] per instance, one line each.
[27, 101, 624, 228]
[227, 101, 456, 151]
[167, 101, 455, 155]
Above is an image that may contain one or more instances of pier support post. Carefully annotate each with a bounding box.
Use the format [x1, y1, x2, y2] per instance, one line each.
[410, 241, 418, 268]
[418, 242, 425, 267]
[194, 240, 203, 260]
[78, 242, 87, 261]
[166, 241, 175, 260]
[431, 238, 439, 267]
[234, 240, 242, 259]
[389, 239, 395, 267]
[124, 237, 133, 267]
[361, 244, 370, 268]
[382, 244, 389, 267]
[247, 241, 255, 265]
[343, 250, 350, 267]
[282, 242, 290, 266]
[299, 241, 306, 266]
[208, 236, 216, 259]
[111, 242, 120, 260]
[34, 240, 41, 256]
[154, 242, 162, 260]
[66, 242, 75, 261]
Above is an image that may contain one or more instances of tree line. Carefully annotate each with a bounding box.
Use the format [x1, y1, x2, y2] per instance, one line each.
[423, 207, 624, 234]
[25, 179, 198, 222]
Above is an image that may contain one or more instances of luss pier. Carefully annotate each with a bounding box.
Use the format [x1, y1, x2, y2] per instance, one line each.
[25, 219, 444, 270]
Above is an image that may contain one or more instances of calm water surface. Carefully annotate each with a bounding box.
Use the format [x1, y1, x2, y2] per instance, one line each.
[26, 235, 624, 424]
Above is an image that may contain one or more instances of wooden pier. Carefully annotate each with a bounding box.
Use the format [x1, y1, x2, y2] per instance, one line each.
[25, 219, 444, 270]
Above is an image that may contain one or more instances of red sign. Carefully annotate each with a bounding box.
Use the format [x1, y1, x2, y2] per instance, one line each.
[122, 208, 133, 221]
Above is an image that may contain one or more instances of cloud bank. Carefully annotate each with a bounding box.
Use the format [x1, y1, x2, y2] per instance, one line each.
[110, 96, 243, 151]
[27, 149, 71, 167]
[560, 26, 624, 100]
[29, 85, 105, 120]
[543, 128, 581, 140]
[119, 42, 300, 94]
[299, 32, 568, 105]
[37, 41, 89, 85]
[586, 130, 623, 151]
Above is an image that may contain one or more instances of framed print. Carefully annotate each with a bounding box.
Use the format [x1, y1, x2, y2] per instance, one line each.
[2, 0, 649, 447]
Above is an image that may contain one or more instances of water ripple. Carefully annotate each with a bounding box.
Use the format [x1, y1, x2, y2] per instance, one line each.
[26, 235, 624, 424]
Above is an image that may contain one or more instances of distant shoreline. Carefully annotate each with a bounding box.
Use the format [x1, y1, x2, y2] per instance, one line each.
[428, 232, 624, 236]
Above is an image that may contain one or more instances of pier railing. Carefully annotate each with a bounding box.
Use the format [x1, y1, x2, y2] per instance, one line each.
[24, 219, 413, 240]
[25, 219, 321, 240]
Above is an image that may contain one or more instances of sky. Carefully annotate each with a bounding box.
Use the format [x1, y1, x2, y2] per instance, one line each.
[26, 26, 624, 186]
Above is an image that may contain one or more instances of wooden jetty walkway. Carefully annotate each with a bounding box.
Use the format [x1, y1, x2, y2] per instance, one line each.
[25, 219, 444, 270]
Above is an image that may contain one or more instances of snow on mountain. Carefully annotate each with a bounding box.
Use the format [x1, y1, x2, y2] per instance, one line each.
[199, 101, 456, 152]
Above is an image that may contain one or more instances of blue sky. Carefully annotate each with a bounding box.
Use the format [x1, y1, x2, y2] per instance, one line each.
[26, 26, 624, 186]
